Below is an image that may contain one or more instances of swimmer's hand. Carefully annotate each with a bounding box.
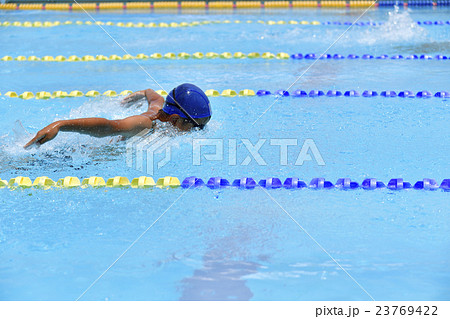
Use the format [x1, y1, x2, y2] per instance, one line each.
[24, 122, 60, 150]
[121, 91, 146, 108]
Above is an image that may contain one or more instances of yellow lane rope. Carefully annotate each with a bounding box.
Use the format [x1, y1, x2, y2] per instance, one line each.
[0, 89, 258, 99]
[1, 19, 325, 28]
[0, 2, 376, 11]
[0, 52, 290, 62]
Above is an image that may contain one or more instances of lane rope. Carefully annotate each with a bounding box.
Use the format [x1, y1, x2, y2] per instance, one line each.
[1, 52, 291, 61]
[1, 19, 449, 28]
[1, 53, 448, 62]
[2, 176, 449, 191]
[1, 89, 448, 99]
[0, 1, 449, 11]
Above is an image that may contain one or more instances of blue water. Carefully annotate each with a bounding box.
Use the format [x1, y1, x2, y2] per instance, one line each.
[0, 7, 449, 301]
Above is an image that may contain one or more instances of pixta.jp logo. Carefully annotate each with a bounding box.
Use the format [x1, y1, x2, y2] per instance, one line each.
[126, 129, 172, 175]
[127, 130, 325, 175]
[192, 138, 325, 166]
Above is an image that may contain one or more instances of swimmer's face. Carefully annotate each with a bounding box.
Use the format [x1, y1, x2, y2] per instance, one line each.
[172, 115, 196, 131]
[158, 110, 195, 131]
[158, 110, 211, 131]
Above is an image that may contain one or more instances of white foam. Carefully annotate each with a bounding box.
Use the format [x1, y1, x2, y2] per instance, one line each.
[2, 97, 218, 159]
[1, 98, 130, 157]
[69, 96, 142, 120]
[358, 7, 428, 45]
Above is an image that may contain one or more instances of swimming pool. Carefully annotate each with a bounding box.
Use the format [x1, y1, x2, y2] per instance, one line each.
[0, 4, 449, 301]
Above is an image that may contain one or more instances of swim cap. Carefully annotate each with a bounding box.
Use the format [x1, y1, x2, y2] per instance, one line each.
[162, 83, 212, 119]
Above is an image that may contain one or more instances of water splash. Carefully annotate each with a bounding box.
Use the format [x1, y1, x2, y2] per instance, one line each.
[69, 96, 141, 120]
[1, 98, 132, 157]
[359, 7, 428, 45]
[12, 120, 33, 147]
[0, 97, 219, 175]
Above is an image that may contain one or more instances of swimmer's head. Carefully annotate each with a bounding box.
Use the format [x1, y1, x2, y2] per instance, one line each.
[159, 83, 212, 131]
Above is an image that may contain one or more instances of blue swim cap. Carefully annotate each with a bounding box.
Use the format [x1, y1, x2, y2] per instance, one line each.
[162, 83, 212, 119]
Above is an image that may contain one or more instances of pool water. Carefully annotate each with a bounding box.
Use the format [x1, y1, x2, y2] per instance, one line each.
[0, 6, 449, 300]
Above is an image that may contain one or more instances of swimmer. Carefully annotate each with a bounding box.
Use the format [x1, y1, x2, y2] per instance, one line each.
[24, 83, 211, 149]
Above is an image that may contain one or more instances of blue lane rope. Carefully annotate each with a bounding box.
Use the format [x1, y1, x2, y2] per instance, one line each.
[323, 20, 450, 25]
[379, 0, 450, 6]
[183, 177, 450, 191]
[257, 90, 449, 98]
[290, 53, 448, 60]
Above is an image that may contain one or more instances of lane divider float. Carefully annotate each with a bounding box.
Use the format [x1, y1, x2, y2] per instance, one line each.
[0, 1, 449, 11]
[2, 176, 449, 191]
[2, 19, 449, 28]
[0, 52, 291, 61]
[1, 89, 449, 99]
[291, 53, 449, 60]
[2, 53, 447, 62]
[0, 20, 332, 28]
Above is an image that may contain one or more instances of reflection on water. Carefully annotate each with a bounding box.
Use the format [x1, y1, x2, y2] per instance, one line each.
[180, 251, 260, 301]
[180, 226, 265, 301]
[392, 41, 450, 54]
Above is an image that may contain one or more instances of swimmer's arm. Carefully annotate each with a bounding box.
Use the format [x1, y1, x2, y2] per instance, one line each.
[58, 116, 154, 137]
[121, 89, 165, 112]
[24, 116, 154, 149]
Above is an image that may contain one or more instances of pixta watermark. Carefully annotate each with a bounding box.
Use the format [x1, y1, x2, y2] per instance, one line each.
[126, 131, 325, 174]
